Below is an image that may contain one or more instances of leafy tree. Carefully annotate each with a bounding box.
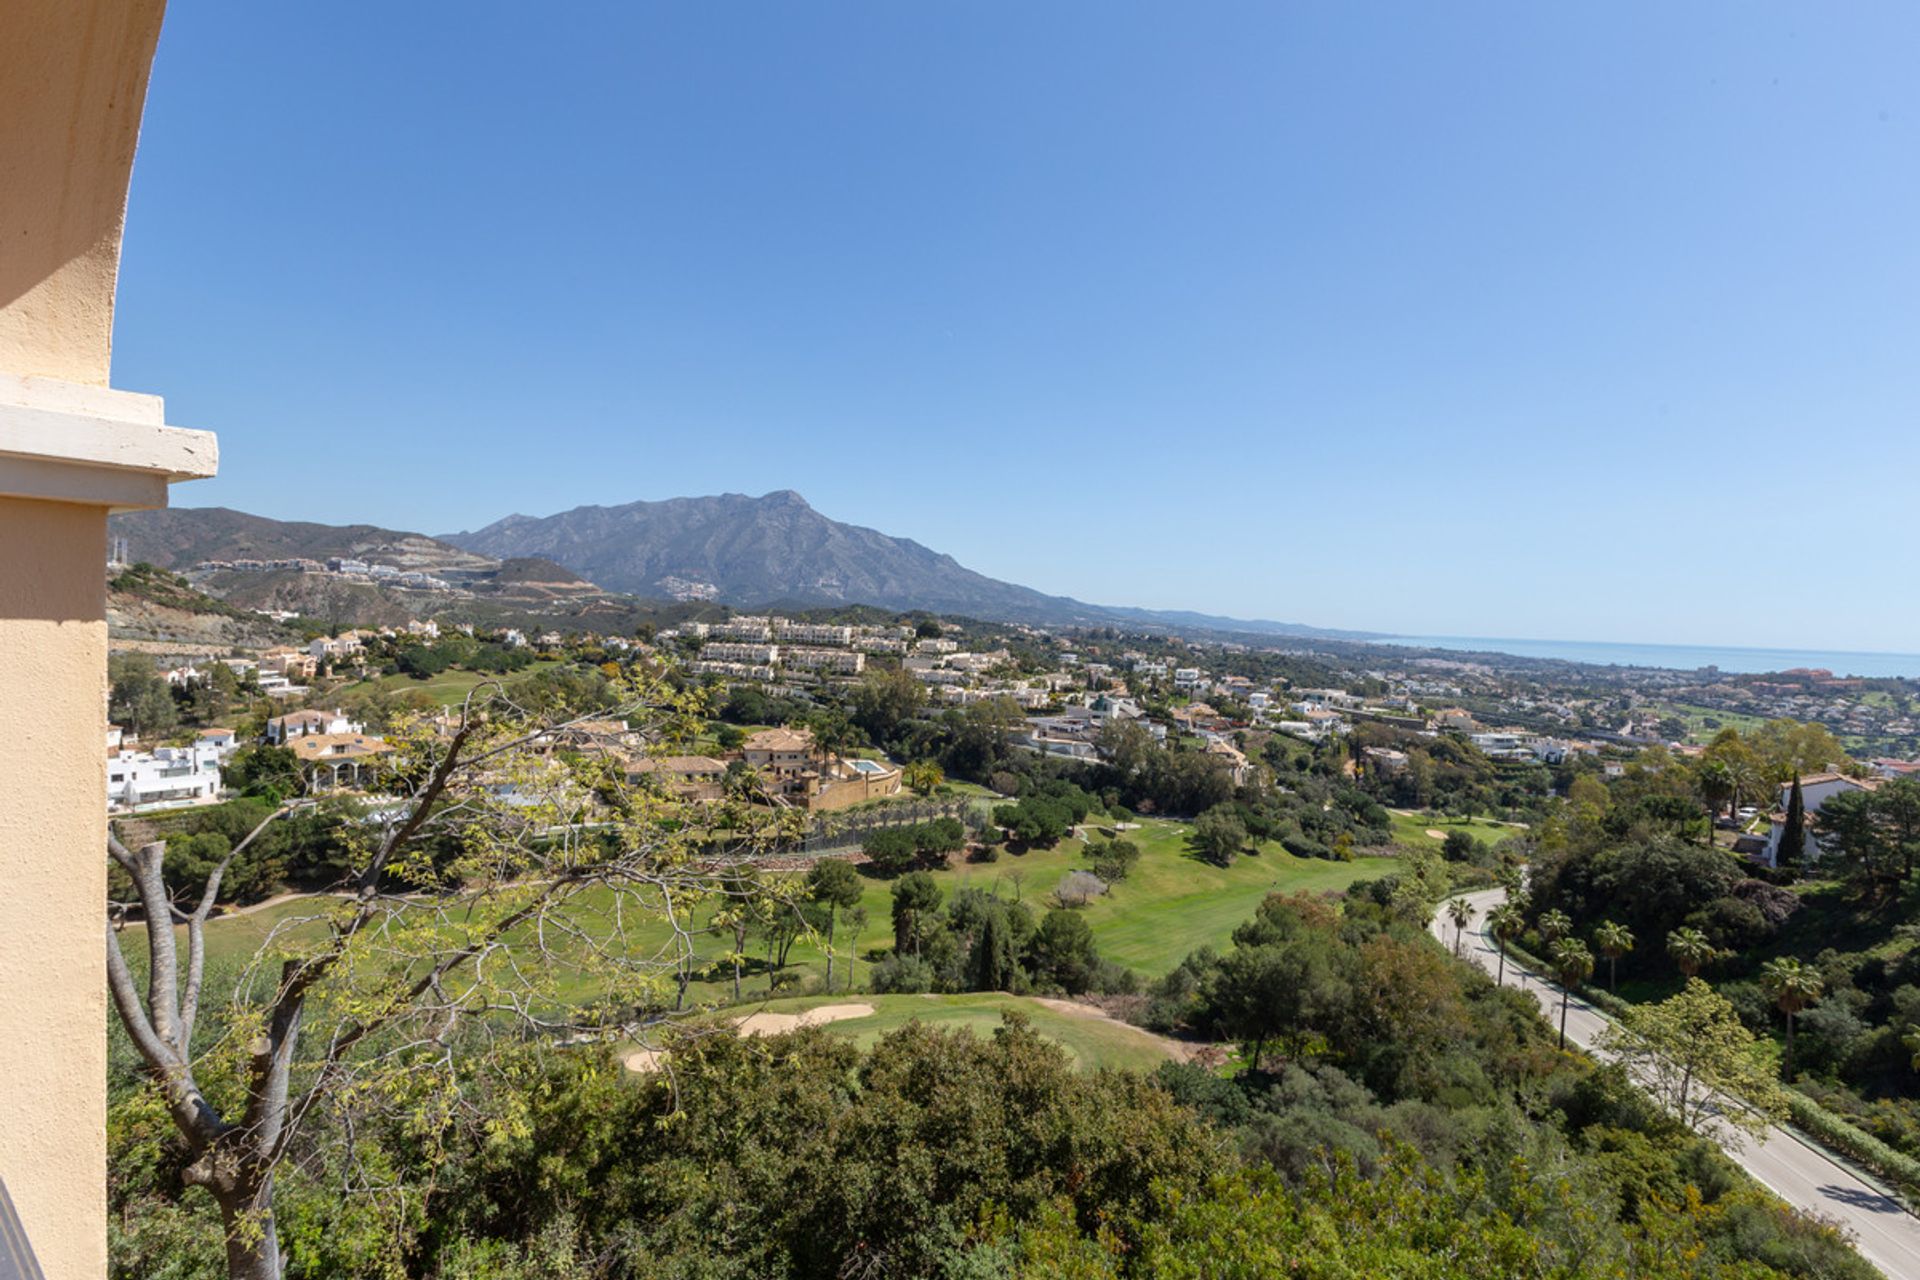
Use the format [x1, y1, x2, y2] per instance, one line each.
[1818, 780, 1920, 902]
[1191, 805, 1249, 867]
[1088, 837, 1141, 883]
[1758, 956, 1823, 1080]
[105, 676, 772, 1280]
[109, 652, 179, 738]
[1667, 926, 1716, 978]
[1593, 920, 1634, 993]
[1750, 719, 1853, 786]
[222, 745, 303, 802]
[1028, 908, 1101, 994]
[806, 858, 864, 992]
[862, 825, 922, 875]
[1549, 938, 1593, 1050]
[1599, 978, 1787, 1138]
[993, 796, 1073, 847]
[890, 871, 944, 958]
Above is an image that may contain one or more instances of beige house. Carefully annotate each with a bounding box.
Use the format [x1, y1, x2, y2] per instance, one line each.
[629, 754, 728, 802]
[287, 732, 393, 791]
[739, 727, 903, 811]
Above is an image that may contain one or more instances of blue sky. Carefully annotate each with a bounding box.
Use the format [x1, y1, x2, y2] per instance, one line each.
[115, 3, 1920, 651]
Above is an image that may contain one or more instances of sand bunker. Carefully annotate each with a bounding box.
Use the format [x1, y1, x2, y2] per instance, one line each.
[625, 1002, 878, 1073]
[734, 1002, 875, 1037]
[1426, 828, 1448, 841]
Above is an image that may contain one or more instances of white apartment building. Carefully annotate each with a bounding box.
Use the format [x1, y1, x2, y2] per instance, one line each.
[703, 641, 779, 664]
[916, 637, 958, 654]
[773, 621, 853, 646]
[711, 618, 774, 642]
[782, 647, 865, 674]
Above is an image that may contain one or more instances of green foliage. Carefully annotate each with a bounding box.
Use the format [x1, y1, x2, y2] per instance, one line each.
[1190, 804, 1249, 866]
[1086, 838, 1141, 883]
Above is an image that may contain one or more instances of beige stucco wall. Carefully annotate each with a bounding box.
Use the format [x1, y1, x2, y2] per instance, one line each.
[0, 3, 179, 1276]
[0, 0, 167, 387]
[0, 500, 110, 1280]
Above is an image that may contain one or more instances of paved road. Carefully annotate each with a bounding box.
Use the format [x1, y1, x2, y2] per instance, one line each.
[1434, 888, 1920, 1280]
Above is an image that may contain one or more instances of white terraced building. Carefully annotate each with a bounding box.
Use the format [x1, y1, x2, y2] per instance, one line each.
[773, 621, 853, 646]
[781, 646, 865, 674]
[703, 641, 779, 664]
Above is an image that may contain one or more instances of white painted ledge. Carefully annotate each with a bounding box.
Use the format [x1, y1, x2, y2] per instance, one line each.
[0, 372, 216, 511]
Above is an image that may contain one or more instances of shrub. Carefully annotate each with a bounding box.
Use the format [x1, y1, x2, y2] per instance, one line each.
[1282, 834, 1331, 860]
[1056, 870, 1109, 909]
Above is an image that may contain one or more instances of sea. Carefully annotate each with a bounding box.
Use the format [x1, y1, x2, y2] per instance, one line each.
[1375, 636, 1920, 680]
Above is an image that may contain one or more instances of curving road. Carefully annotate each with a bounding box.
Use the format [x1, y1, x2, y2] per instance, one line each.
[1434, 888, 1920, 1280]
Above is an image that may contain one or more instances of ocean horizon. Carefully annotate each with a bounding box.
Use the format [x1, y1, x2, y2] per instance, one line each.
[1378, 635, 1920, 680]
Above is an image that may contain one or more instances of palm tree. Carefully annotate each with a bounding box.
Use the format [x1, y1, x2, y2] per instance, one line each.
[1486, 903, 1522, 986]
[1667, 926, 1716, 979]
[902, 759, 945, 793]
[1550, 938, 1594, 1050]
[1725, 756, 1762, 827]
[1538, 909, 1573, 947]
[1447, 897, 1474, 956]
[1759, 957, 1824, 1080]
[1696, 759, 1735, 846]
[1593, 920, 1634, 992]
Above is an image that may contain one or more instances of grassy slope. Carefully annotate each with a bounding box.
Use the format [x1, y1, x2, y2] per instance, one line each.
[334, 660, 560, 706]
[1386, 811, 1520, 852]
[162, 818, 1391, 1005]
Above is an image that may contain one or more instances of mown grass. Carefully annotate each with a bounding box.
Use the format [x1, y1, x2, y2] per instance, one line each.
[334, 660, 561, 706]
[1387, 811, 1520, 852]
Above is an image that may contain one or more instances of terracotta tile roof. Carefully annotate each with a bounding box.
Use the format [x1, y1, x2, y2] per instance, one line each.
[744, 728, 815, 752]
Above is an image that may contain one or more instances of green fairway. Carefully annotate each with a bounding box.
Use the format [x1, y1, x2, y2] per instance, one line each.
[335, 660, 560, 706]
[154, 816, 1393, 1010]
[677, 992, 1180, 1072]
[1387, 810, 1520, 852]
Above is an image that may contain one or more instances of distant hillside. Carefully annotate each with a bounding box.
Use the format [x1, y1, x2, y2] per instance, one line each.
[444, 490, 1381, 638]
[107, 564, 298, 651]
[110, 507, 499, 578]
[485, 557, 589, 586]
[443, 490, 1087, 620]
[111, 498, 1377, 641]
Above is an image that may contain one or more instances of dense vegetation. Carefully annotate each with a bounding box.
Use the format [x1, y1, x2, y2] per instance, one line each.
[111, 889, 1872, 1279]
[1521, 726, 1920, 1187]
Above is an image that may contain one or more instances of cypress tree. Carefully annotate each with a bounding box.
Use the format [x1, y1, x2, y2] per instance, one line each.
[1779, 772, 1806, 873]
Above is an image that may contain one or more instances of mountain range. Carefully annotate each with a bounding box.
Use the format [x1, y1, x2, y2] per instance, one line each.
[113, 492, 1381, 640]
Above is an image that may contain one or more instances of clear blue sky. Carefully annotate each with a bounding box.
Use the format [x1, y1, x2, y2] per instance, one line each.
[114, 3, 1920, 651]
